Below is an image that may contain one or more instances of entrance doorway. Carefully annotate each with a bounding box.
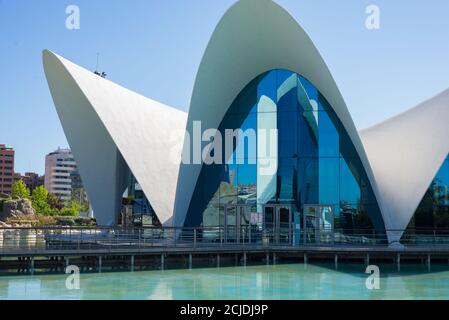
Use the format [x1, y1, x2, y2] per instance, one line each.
[303, 205, 334, 244]
[224, 205, 253, 243]
[263, 205, 292, 244]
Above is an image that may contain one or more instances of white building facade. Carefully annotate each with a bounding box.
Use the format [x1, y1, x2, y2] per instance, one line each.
[44, 148, 77, 201]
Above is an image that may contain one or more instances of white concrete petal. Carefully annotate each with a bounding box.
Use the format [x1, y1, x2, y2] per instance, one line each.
[360, 88, 449, 243]
[43, 50, 187, 225]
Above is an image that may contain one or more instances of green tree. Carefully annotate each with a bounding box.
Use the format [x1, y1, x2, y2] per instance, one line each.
[11, 180, 30, 199]
[47, 192, 64, 210]
[32, 186, 52, 215]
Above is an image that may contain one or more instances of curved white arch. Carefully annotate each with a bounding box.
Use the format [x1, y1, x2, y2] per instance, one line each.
[360, 88, 449, 243]
[43, 50, 187, 226]
[173, 0, 386, 231]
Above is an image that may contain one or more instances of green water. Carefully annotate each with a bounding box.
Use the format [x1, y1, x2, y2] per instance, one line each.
[1, 263, 449, 300]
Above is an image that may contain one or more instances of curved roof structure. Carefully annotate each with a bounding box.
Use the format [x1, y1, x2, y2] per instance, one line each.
[360, 88, 449, 243]
[173, 0, 384, 229]
[42, 0, 449, 245]
[43, 50, 187, 225]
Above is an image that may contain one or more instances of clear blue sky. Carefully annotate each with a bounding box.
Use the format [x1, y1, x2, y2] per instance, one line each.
[1, 0, 449, 175]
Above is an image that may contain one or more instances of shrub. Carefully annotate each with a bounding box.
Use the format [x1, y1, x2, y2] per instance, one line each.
[59, 207, 78, 217]
[35, 215, 56, 227]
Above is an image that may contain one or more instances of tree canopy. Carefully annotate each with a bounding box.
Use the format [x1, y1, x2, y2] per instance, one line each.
[11, 180, 30, 199]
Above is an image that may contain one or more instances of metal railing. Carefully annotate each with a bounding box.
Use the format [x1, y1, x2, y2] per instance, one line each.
[1, 225, 449, 254]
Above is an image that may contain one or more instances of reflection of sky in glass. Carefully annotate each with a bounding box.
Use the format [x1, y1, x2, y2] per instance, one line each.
[186, 69, 383, 232]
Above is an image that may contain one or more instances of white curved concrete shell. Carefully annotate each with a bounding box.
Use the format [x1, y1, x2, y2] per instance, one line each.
[173, 0, 384, 229]
[42, 0, 449, 245]
[360, 88, 449, 244]
[43, 50, 187, 226]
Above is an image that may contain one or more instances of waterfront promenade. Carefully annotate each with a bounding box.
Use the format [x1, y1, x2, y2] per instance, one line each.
[1, 226, 449, 274]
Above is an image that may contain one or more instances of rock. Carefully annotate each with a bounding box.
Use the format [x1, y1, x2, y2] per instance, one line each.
[0, 199, 36, 221]
[0, 221, 11, 228]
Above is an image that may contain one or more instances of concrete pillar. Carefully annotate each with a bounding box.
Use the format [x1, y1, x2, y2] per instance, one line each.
[243, 252, 247, 267]
[189, 254, 192, 270]
[161, 254, 165, 271]
[366, 253, 370, 266]
[30, 257, 35, 276]
[397, 254, 401, 272]
[217, 254, 220, 268]
[98, 256, 102, 273]
[131, 255, 135, 272]
[266, 252, 270, 266]
[304, 253, 308, 265]
[65, 258, 69, 267]
[334, 254, 338, 270]
[273, 252, 277, 265]
[427, 254, 431, 272]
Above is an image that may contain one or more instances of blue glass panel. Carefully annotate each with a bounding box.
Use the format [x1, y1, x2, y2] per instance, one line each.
[298, 111, 318, 158]
[277, 70, 298, 112]
[298, 158, 319, 206]
[237, 163, 257, 205]
[277, 158, 296, 202]
[318, 157, 339, 205]
[339, 203, 374, 231]
[404, 156, 449, 239]
[318, 111, 339, 158]
[298, 76, 319, 109]
[257, 71, 277, 110]
[232, 112, 257, 161]
[340, 157, 361, 205]
[219, 162, 238, 207]
[278, 111, 298, 158]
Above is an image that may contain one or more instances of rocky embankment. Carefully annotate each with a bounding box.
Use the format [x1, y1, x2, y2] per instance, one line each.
[0, 199, 36, 228]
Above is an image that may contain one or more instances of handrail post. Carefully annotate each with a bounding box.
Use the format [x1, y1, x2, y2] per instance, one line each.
[138, 228, 141, 249]
[173, 228, 176, 248]
[78, 229, 81, 252]
[194, 228, 197, 249]
[331, 228, 335, 246]
[220, 227, 223, 248]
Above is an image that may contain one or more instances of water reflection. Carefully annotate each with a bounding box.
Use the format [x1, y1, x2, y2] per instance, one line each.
[1, 263, 449, 300]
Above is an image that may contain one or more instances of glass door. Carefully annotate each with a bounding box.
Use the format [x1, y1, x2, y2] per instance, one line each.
[317, 205, 334, 244]
[239, 205, 251, 243]
[263, 206, 276, 243]
[224, 205, 237, 243]
[303, 205, 317, 244]
[277, 206, 292, 244]
[225, 205, 254, 244]
[263, 205, 292, 244]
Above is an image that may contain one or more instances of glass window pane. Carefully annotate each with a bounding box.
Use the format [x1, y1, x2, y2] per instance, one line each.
[278, 111, 298, 158]
[298, 158, 318, 206]
[277, 70, 298, 112]
[319, 157, 339, 205]
[340, 157, 361, 205]
[237, 163, 257, 205]
[318, 111, 339, 157]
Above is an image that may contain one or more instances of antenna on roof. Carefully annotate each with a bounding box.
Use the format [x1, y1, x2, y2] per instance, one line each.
[94, 52, 107, 78]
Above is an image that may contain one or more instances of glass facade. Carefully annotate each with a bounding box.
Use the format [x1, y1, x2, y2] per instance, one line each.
[402, 154, 449, 241]
[123, 172, 160, 227]
[183, 70, 385, 237]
